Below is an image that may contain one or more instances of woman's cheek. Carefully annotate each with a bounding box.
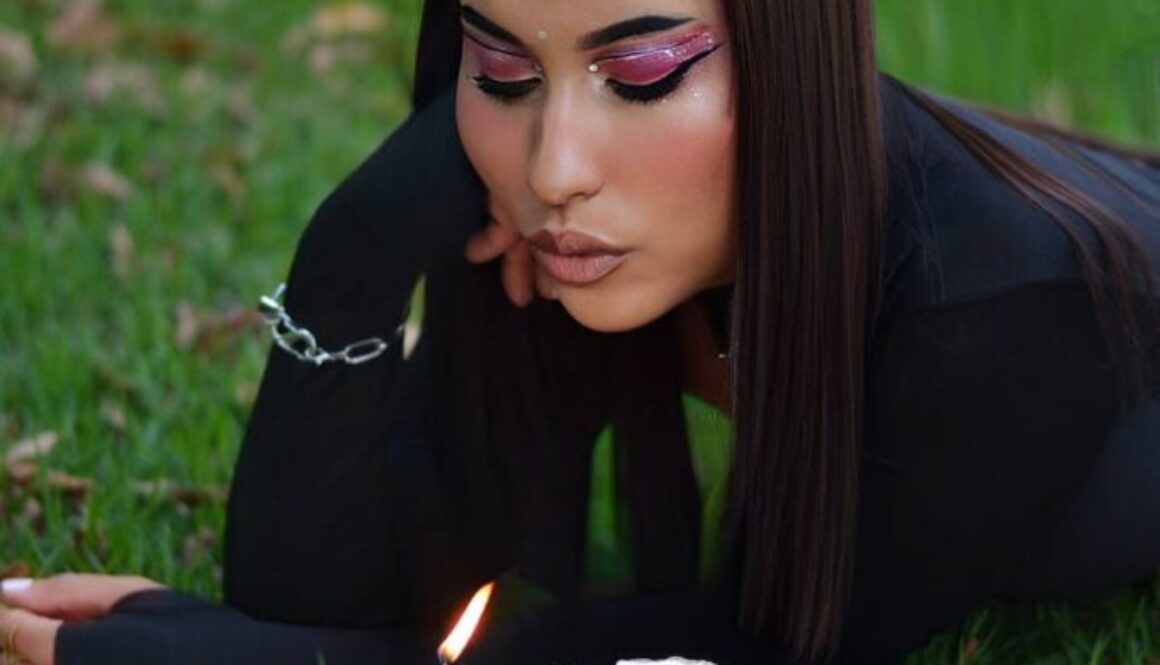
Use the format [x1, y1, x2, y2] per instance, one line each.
[455, 85, 527, 204]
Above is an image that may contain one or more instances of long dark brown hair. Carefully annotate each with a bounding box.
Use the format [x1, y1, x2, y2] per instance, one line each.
[723, 0, 1159, 662]
[412, 0, 1160, 662]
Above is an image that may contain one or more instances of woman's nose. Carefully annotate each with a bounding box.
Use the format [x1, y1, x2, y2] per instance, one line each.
[526, 91, 604, 207]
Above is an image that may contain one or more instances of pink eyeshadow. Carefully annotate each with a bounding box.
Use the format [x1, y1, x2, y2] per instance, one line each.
[463, 34, 537, 80]
[594, 30, 718, 84]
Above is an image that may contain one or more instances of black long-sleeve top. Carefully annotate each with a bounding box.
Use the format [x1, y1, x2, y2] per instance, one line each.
[56, 73, 1160, 665]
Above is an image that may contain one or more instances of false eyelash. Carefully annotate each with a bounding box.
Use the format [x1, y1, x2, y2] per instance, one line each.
[470, 75, 541, 103]
[605, 45, 719, 104]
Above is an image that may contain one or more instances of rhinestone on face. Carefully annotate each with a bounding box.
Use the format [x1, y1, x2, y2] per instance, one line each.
[588, 63, 600, 73]
[536, 29, 548, 41]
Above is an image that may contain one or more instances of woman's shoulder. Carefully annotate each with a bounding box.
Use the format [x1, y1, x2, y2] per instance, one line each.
[876, 73, 1160, 320]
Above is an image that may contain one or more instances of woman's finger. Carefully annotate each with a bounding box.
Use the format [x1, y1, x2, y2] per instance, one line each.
[501, 240, 535, 308]
[0, 605, 61, 665]
[1, 574, 163, 621]
[533, 254, 557, 301]
[465, 219, 521, 264]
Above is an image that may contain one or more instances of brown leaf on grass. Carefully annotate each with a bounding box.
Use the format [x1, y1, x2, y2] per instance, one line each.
[3, 460, 226, 508]
[310, 2, 391, 38]
[72, 521, 109, 560]
[39, 159, 135, 202]
[132, 28, 206, 64]
[83, 60, 163, 112]
[0, 25, 38, 93]
[100, 400, 126, 434]
[308, 39, 372, 76]
[133, 479, 228, 507]
[210, 163, 247, 204]
[47, 0, 122, 55]
[39, 157, 74, 201]
[233, 381, 258, 407]
[0, 96, 46, 152]
[108, 222, 134, 280]
[19, 497, 45, 534]
[961, 636, 980, 660]
[174, 302, 200, 348]
[93, 363, 143, 402]
[80, 161, 134, 200]
[0, 561, 32, 580]
[5, 431, 59, 465]
[5, 461, 93, 496]
[181, 526, 216, 567]
[174, 302, 264, 353]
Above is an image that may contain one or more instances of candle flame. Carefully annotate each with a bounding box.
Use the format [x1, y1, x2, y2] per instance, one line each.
[437, 581, 495, 664]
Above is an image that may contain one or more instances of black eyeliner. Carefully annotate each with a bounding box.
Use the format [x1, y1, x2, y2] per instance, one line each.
[468, 44, 721, 105]
[606, 44, 720, 104]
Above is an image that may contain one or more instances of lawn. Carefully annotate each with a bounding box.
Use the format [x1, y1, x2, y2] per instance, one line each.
[1, 0, 1157, 663]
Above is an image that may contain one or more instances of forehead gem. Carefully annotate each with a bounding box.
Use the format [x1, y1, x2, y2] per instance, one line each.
[536, 29, 549, 40]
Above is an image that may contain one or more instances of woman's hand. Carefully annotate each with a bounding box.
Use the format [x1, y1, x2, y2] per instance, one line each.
[0, 573, 165, 665]
[465, 197, 554, 307]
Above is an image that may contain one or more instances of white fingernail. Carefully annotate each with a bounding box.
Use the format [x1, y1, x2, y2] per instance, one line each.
[1, 578, 33, 594]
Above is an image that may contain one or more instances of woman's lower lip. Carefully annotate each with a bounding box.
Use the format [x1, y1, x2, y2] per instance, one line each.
[529, 247, 628, 286]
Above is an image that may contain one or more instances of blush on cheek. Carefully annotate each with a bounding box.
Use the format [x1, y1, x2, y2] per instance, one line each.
[455, 81, 530, 215]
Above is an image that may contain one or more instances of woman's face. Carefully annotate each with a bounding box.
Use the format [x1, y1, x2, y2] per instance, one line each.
[455, 0, 736, 332]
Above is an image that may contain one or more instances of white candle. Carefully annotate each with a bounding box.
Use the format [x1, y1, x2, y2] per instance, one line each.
[617, 659, 719, 665]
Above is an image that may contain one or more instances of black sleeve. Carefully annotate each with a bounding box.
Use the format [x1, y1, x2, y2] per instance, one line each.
[221, 82, 484, 629]
[55, 84, 487, 664]
[836, 279, 1152, 664]
[56, 589, 434, 665]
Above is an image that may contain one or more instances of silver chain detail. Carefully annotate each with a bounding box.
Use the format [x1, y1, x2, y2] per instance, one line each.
[257, 283, 406, 366]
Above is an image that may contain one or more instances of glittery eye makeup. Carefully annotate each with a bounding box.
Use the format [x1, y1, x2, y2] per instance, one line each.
[594, 30, 718, 86]
[463, 32, 538, 81]
[462, 23, 722, 106]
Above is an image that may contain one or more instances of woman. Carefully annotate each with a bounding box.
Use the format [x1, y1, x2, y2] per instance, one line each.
[2, 0, 1159, 663]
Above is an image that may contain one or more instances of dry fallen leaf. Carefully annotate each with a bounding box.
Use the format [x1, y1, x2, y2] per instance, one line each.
[961, 636, 980, 660]
[310, 2, 391, 37]
[0, 97, 44, 153]
[4, 460, 93, 497]
[174, 302, 264, 352]
[108, 222, 134, 280]
[83, 60, 163, 112]
[133, 479, 228, 507]
[181, 526, 217, 567]
[47, 0, 122, 55]
[100, 399, 127, 434]
[0, 25, 37, 92]
[80, 161, 134, 200]
[39, 159, 136, 202]
[5, 431, 59, 465]
[0, 561, 32, 580]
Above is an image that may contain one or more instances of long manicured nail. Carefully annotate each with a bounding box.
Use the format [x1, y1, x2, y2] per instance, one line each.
[1, 578, 33, 595]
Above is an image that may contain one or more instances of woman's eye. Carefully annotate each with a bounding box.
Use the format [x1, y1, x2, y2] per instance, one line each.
[471, 75, 541, 103]
[606, 46, 719, 105]
[471, 45, 719, 106]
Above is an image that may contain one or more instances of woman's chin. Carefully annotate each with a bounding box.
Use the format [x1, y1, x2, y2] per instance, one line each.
[555, 286, 673, 333]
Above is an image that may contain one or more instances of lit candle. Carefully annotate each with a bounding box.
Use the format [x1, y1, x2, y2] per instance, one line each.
[437, 581, 496, 665]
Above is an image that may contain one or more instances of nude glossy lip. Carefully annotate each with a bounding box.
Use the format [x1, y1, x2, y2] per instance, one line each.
[527, 230, 629, 286]
[529, 246, 628, 286]
[528, 229, 627, 255]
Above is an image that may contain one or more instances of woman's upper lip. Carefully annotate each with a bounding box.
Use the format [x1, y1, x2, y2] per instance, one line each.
[527, 230, 628, 256]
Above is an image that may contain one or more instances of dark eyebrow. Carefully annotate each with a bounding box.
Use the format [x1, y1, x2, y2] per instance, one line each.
[579, 15, 694, 50]
[460, 6, 526, 48]
[459, 5, 694, 51]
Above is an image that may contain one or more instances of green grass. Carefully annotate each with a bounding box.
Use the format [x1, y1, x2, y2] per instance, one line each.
[1, 1, 1157, 663]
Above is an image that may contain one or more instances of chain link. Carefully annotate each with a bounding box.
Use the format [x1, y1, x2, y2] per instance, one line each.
[258, 283, 407, 366]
